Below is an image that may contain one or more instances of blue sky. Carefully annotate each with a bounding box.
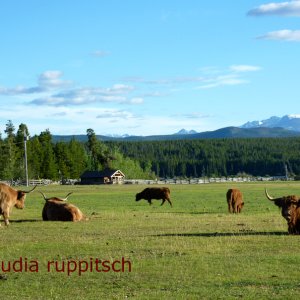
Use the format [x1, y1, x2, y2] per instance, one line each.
[0, 0, 299, 136]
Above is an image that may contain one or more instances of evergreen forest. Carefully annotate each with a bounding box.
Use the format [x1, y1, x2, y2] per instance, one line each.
[107, 138, 300, 179]
[1, 120, 300, 181]
[0, 121, 154, 182]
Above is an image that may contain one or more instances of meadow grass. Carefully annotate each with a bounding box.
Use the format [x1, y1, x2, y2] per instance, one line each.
[1, 182, 300, 299]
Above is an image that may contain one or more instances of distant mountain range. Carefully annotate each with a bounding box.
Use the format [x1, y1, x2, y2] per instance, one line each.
[52, 115, 300, 142]
[240, 115, 300, 132]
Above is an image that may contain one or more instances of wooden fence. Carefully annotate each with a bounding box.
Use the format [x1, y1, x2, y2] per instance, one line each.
[124, 176, 293, 185]
[2, 176, 293, 187]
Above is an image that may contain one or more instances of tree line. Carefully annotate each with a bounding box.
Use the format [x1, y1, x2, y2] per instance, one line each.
[107, 138, 300, 179]
[0, 121, 155, 181]
[1, 120, 300, 181]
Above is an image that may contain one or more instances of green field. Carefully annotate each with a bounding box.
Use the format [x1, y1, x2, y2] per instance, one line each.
[1, 182, 300, 299]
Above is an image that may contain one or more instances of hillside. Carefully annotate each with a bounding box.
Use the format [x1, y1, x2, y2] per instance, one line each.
[52, 126, 300, 143]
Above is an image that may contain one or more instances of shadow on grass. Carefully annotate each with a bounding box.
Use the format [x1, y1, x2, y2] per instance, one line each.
[9, 219, 41, 223]
[149, 211, 218, 215]
[155, 231, 288, 237]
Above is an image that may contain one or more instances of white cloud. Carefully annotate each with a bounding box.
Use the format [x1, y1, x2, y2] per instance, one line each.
[0, 64, 261, 119]
[0, 70, 137, 107]
[107, 84, 135, 94]
[31, 96, 68, 106]
[230, 65, 262, 72]
[30, 84, 137, 107]
[123, 65, 260, 91]
[0, 85, 41, 95]
[140, 91, 169, 98]
[258, 29, 300, 41]
[96, 109, 134, 120]
[248, 1, 300, 17]
[129, 97, 144, 104]
[38, 71, 71, 89]
[196, 65, 258, 88]
[123, 76, 204, 85]
[196, 74, 248, 89]
[248, 2, 300, 42]
[0, 70, 71, 96]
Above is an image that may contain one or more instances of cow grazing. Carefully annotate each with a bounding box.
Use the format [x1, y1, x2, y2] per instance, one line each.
[39, 192, 84, 222]
[265, 189, 300, 234]
[226, 188, 244, 213]
[0, 183, 37, 226]
[136, 187, 172, 207]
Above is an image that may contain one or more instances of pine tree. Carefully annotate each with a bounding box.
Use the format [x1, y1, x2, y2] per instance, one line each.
[2, 120, 18, 180]
[38, 129, 58, 179]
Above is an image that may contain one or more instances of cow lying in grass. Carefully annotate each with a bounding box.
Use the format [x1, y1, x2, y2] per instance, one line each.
[136, 187, 172, 207]
[39, 192, 84, 222]
[265, 189, 300, 234]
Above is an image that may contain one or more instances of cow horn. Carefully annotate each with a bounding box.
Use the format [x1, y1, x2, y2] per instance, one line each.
[265, 188, 275, 201]
[23, 185, 37, 193]
[39, 191, 50, 201]
[61, 192, 73, 201]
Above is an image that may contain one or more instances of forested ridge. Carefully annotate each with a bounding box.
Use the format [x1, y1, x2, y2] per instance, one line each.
[1, 121, 300, 181]
[107, 138, 300, 178]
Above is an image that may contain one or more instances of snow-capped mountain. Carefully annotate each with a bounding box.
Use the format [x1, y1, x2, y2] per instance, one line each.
[241, 115, 300, 132]
[174, 129, 198, 135]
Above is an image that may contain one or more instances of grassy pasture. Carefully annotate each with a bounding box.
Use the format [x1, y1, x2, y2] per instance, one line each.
[1, 182, 300, 299]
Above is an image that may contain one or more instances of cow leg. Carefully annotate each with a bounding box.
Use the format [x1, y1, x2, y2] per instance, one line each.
[238, 204, 243, 213]
[148, 199, 152, 205]
[228, 202, 233, 213]
[166, 198, 172, 207]
[161, 199, 166, 206]
[295, 222, 300, 235]
[288, 225, 295, 234]
[234, 202, 238, 213]
[288, 222, 300, 235]
[42, 207, 49, 221]
[3, 212, 9, 226]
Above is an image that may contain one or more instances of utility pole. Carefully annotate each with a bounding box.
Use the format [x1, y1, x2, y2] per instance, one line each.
[24, 130, 29, 186]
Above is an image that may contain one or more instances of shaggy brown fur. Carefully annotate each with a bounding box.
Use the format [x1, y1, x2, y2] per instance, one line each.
[40, 192, 84, 222]
[265, 189, 300, 234]
[0, 183, 36, 225]
[226, 188, 244, 213]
